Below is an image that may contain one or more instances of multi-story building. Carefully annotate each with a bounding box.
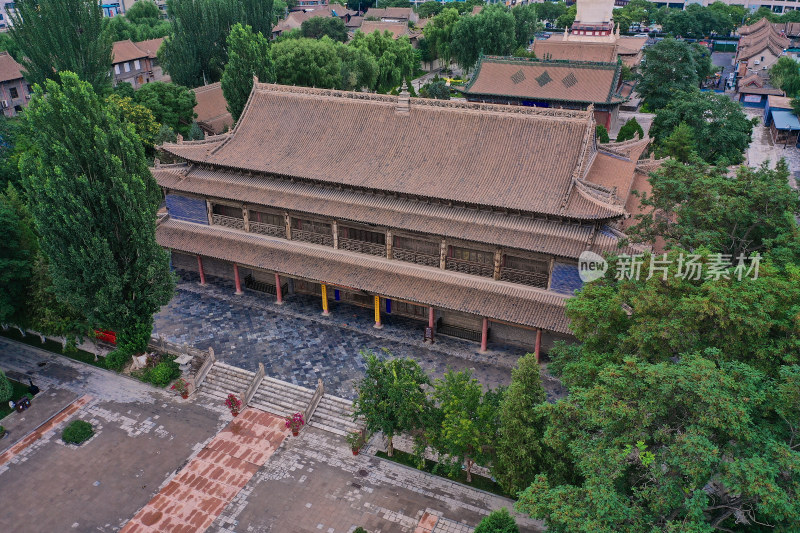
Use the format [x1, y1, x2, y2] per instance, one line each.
[154, 83, 652, 357]
[0, 51, 30, 117]
[111, 38, 163, 88]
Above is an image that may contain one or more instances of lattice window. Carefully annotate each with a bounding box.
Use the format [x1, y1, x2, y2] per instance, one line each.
[393, 236, 439, 256]
[562, 72, 578, 88]
[250, 210, 283, 227]
[339, 226, 385, 245]
[212, 203, 242, 219]
[536, 71, 552, 86]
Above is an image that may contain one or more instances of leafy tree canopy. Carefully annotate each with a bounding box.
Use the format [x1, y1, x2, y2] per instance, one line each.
[272, 36, 342, 89]
[474, 508, 519, 533]
[420, 79, 450, 100]
[416, 0, 443, 19]
[126, 0, 161, 24]
[133, 81, 197, 137]
[451, 4, 516, 72]
[336, 41, 379, 91]
[10, 0, 112, 93]
[512, 4, 541, 48]
[221, 23, 274, 122]
[650, 89, 753, 165]
[616, 117, 644, 142]
[106, 93, 161, 151]
[636, 38, 713, 110]
[0, 184, 36, 323]
[626, 158, 800, 260]
[20, 72, 173, 355]
[770, 56, 800, 98]
[351, 30, 416, 92]
[301, 16, 349, 42]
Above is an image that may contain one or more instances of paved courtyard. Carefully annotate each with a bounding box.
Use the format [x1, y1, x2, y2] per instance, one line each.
[153, 274, 564, 401]
[744, 107, 800, 190]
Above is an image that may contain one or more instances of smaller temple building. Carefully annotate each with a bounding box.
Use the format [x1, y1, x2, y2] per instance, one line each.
[459, 55, 627, 130]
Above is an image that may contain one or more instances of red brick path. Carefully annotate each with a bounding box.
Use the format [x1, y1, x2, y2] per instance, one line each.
[0, 394, 93, 468]
[121, 408, 288, 533]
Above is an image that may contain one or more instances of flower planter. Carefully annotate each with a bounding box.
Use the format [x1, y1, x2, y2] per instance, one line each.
[232, 411, 239, 417]
[181, 392, 189, 399]
[292, 430, 299, 436]
[352, 448, 359, 456]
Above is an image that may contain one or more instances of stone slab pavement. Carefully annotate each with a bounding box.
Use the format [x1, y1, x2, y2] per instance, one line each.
[153, 275, 567, 402]
[0, 337, 230, 532]
[0, 384, 78, 453]
[744, 107, 800, 190]
[209, 426, 544, 533]
[122, 408, 288, 533]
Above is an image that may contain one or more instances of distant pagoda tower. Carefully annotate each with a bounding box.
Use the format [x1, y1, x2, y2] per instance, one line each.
[565, 0, 618, 43]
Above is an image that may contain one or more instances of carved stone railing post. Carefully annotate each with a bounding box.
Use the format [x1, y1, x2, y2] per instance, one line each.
[243, 362, 266, 406]
[304, 379, 325, 424]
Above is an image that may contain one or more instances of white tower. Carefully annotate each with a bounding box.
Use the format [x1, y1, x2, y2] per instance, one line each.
[566, 0, 617, 43]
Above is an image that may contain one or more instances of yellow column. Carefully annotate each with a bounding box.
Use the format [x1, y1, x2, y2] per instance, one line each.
[373, 295, 382, 329]
[321, 284, 329, 316]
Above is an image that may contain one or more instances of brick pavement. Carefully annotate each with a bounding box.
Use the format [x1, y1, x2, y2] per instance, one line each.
[121, 408, 288, 533]
[153, 274, 567, 401]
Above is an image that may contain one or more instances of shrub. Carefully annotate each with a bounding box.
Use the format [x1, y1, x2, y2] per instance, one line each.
[353, 528, 368, 533]
[474, 508, 519, 533]
[595, 124, 610, 143]
[149, 360, 180, 387]
[0, 370, 12, 403]
[616, 117, 644, 142]
[62, 419, 94, 445]
[105, 346, 134, 371]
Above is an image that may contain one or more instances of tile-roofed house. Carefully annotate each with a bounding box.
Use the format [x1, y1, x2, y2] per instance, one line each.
[737, 72, 784, 107]
[363, 7, 417, 23]
[271, 5, 355, 38]
[543, 33, 646, 67]
[135, 38, 164, 59]
[459, 55, 626, 130]
[111, 39, 160, 89]
[359, 20, 409, 39]
[156, 82, 650, 356]
[735, 19, 790, 74]
[192, 82, 233, 135]
[0, 52, 30, 117]
[532, 40, 619, 63]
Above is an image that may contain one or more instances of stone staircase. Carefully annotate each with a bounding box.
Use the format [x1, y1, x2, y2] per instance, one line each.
[309, 394, 360, 437]
[201, 362, 254, 400]
[249, 376, 313, 418]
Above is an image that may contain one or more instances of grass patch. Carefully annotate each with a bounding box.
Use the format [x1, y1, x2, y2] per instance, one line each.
[0, 379, 30, 420]
[375, 449, 512, 499]
[0, 328, 105, 368]
[62, 419, 94, 445]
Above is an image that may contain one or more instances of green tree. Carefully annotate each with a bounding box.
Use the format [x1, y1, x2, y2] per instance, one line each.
[241, 0, 274, 39]
[536, 1, 566, 23]
[9, 0, 112, 93]
[187, 121, 205, 140]
[512, 4, 540, 47]
[451, 15, 481, 72]
[627, 158, 800, 259]
[0, 33, 23, 63]
[744, 10, 777, 26]
[416, 1, 443, 19]
[636, 38, 713, 110]
[518, 353, 800, 533]
[301, 16, 348, 41]
[420, 79, 450, 99]
[272, 37, 342, 89]
[352, 351, 432, 456]
[650, 90, 753, 165]
[474, 508, 519, 533]
[615, 117, 644, 142]
[595, 124, 610, 143]
[555, 4, 576, 28]
[20, 72, 174, 366]
[770, 56, 800, 97]
[133, 81, 197, 137]
[336, 42, 379, 91]
[221, 23, 274, 123]
[346, 0, 375, 11]
[106, 93, 161, 150]
[160, 0, 242, 87]
[430, 369, 502, 483]
[493, 354, 572, 496]
[0, 114, 25, 190]
[452, 5, 516, 72]
[351, 30, 416, 92]
[657, 121, 695, 162]
[422, 7, 459, 68]
[0, 185, 36, 323]
[155, 123, 178, 144]
[126, 0, 161, 24]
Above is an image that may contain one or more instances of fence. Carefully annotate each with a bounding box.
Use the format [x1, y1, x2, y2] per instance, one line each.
[243, 363, 265, 405]
[304, 379, 325, 424]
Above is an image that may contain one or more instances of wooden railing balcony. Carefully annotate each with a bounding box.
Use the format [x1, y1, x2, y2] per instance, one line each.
[392, 248, 440, 268]
[499, 267, 549, 288]
[250, 221, 286, 239]
[292, 228, 333, 247]
[445, 257, 495, 278]
[339, 238, 387, 257]
[212, 214, 245, 230]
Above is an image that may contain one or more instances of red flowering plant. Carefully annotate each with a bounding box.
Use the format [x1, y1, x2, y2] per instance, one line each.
[171, 378, 190, 397]
[225, 394, 242, 415]
[285, 412, 305, 434]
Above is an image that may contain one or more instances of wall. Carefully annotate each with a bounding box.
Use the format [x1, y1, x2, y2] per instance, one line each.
[550, 261, 583, 295]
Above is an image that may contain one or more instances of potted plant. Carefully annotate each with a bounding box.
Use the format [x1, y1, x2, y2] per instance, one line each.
[225, 394, 242, 416]
[0, 425, 6, 439]
[346, 431, 363, 455]
[285, 412, 305, 436]
[171, 378, 190, 399]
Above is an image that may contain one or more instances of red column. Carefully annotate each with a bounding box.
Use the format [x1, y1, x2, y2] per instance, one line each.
[480, 317, 489, 353]
[534, 328, 542, 364]
[197, 255, 206, 286]
[275, 273, 283, 305]
[428, 306, 435, 343]
[233, 264, 243, 295]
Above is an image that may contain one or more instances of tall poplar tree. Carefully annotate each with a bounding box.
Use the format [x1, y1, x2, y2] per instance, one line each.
[9, 0, 112, 93]
[242, 0, 274, 39]
[221, 23, 274, 123]
[20, 72, 174, 367]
